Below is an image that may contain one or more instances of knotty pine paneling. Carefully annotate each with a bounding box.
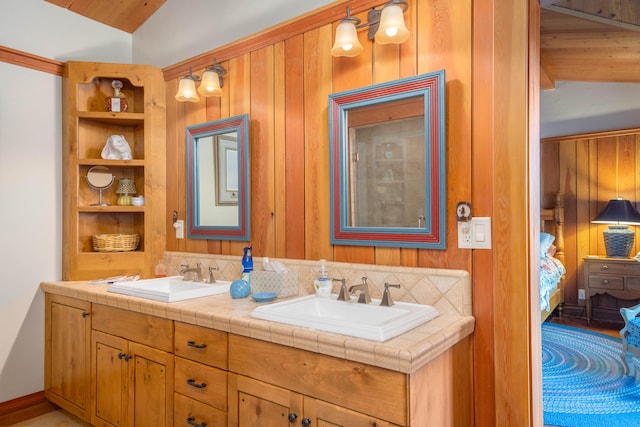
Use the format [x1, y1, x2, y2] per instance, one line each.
[541, 128, 640, 309]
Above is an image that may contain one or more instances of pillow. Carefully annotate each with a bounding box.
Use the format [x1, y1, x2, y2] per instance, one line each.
[540, 232, 555, 258]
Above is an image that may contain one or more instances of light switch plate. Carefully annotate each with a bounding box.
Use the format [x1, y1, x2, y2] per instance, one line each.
[458, 217, 491, 249]
[174, 219, 184, 239]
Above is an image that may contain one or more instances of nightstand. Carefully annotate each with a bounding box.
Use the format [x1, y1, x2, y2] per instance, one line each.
[583, 257, 640, 324]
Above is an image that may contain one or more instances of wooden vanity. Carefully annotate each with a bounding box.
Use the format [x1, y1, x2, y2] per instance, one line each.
[42, 281, 474, 427]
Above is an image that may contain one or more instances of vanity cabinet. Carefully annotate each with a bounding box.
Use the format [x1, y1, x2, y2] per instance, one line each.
[229, 374, 397, 427]
[44, 294, 92, 422]
[42, 287, 472, 427]
[228, 334, 408, 426]
[91, 305, 174, 427]
[62, 61, 166, 280]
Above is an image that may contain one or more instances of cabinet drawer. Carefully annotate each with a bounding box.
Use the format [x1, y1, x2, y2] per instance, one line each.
[626, 276, 640, 291]
[91, 304, 173, 352]
[175, 322, 228, 369]
[175, 357, 227, 411]
[174, 392, 227, 427]
[585, 260, 640, 276]
[587, 275, 624, 290]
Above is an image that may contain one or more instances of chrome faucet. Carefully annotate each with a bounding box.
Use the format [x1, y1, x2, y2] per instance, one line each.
[348, 277, 371, 304]
[380, 283, 401, 307]
[180, 263, 202, 282]
[205, 266, 219, 284]
[333, 278, 350, 301]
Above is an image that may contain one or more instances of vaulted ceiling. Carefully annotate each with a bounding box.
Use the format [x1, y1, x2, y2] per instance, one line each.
[44, 0, 166, 34]
[44, 0, 640, 88]
[541, 1, 640, 89]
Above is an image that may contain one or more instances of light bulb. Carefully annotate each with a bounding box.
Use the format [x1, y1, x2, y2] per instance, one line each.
[331, 20, 363, 57]
[375, 4, 409, 45]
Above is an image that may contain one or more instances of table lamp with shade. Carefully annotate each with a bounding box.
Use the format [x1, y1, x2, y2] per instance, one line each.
[591, 197, 640, 258]
[116, 178, 137, 206]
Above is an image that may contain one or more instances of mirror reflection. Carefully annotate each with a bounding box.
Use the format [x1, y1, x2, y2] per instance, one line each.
[329, 71, 446, 249]
[348, 97, 425, 228]
[186, 114, 250, 240]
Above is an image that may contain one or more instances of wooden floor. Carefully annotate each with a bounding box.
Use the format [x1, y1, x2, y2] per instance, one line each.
[548, 314, 621, 338]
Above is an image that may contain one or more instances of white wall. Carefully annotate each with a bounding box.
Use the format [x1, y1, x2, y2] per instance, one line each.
[540, 81, 640, 138]
[0, 0, 132, 403]
[133, 0, 336, 68]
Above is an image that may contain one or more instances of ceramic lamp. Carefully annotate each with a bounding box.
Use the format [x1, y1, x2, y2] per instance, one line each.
[591, 198, 640, 257]
[116, 178, 136, 206]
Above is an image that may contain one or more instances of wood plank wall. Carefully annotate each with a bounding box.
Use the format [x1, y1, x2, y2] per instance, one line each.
[162, 0, 534, 425]
[541, 128, 640, 310]
[164, 0, 472, 272]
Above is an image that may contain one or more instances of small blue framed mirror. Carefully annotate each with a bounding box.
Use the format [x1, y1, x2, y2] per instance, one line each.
[186, 114, 250, 240]
[329, 71, 446, 248]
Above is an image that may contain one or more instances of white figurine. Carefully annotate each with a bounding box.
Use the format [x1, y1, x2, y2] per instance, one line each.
[101, 134, 132, 160]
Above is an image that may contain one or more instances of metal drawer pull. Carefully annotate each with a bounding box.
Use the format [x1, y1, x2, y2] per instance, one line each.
[187, 378, 207, 389]
[186, 417, 206, 427]
[602, 280, 610, 284]
[601, 265, 609, 270]
[187, 341, 207, 349]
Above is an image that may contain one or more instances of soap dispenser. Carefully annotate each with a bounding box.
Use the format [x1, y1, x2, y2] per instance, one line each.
[241, 246, 253, 284]
[314, 259, 331, 298]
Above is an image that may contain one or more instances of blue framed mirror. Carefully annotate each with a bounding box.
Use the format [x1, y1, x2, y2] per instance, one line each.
[329, 71, 446, 248]
[186, 114, 250, 240]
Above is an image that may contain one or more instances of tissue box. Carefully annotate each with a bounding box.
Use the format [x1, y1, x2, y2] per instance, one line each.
[251, 271, 298, 297]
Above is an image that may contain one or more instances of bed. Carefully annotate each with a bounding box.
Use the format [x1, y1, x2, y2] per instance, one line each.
[540, 192, 566, 322]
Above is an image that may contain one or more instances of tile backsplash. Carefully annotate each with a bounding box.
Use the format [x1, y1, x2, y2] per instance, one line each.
[162, 251, 471, 317]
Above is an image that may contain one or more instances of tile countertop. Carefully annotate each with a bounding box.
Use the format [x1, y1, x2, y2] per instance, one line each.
[40, 280, 475, 374]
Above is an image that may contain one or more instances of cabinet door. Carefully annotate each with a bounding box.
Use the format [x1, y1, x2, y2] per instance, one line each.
[92, 330, 129, 427]
[303, 397, 402, 427]
[128, 341, 174, 427]
[45, 295, 91, 421]
[229, 374, 303, 427]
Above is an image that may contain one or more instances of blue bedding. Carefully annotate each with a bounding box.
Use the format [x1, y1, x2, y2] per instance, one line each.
[540, 232, 566, 313]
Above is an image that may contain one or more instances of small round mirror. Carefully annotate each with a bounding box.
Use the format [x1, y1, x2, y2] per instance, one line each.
[85, 166, 114, 206]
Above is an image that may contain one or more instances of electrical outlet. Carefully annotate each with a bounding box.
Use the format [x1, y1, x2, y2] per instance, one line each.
[578, 289, 585, 299]
[457, 217, 491, 249]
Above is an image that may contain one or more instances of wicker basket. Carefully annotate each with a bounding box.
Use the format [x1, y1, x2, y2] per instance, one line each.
[92, 233, 140, 252]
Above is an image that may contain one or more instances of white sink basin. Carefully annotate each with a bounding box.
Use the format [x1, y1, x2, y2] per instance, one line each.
[107, 276, 231, 302]
[250, 295, 439, 341]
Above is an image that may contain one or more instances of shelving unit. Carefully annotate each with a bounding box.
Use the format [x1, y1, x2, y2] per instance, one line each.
[62, 61, 166, 280]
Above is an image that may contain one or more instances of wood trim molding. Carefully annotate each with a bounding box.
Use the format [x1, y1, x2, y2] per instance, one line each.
[0, 390, 57, 425]
[162, 0, 386, 81]
[0, 45, 64, 75]
[541, 127, 640, 143]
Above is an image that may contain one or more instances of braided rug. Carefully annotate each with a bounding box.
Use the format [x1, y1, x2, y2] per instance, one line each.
[542, 323, 640, 427]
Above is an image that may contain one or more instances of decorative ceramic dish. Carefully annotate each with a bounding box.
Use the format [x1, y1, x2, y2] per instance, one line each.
[251, 292, 278, 302]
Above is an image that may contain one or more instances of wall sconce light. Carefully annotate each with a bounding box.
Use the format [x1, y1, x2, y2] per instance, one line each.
[591, 197, 640, 257]
[331, 0, 409, 58]
[175, 59, 227, 102]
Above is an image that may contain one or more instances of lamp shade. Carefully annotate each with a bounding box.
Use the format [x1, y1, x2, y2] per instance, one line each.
[375, 3, 410, 45]
[198, 69, 223, 97]
[331, 20, 364, 57]
[591, 198, 640, 225]
[116, 178, 136, 195]
[592, 198, 640, 257]
[175, 76, 199, 102]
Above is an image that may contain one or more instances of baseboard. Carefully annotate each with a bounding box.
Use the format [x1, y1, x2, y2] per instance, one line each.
[0, 391, 58, 426]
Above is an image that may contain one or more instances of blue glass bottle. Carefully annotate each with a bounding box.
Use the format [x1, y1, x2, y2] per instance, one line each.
[241, 246, 253, 285]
